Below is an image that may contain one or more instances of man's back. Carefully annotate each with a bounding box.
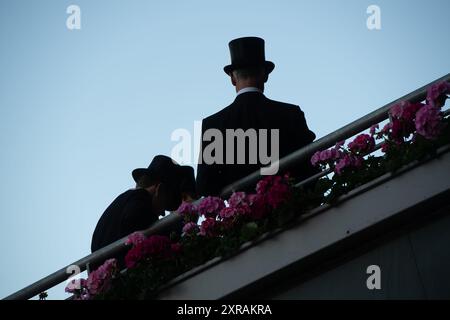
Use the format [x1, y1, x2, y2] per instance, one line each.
[196, 91, 317, 196]
[91, 188, 156, 253]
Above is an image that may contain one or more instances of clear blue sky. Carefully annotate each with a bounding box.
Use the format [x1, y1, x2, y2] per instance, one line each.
[1, 0, 449, 299]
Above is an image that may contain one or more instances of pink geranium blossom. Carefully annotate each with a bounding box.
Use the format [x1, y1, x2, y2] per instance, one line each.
[125, 232, 146, 246]
[370, 124, 379, 137]
[85, 258, 117, 297]
[256, 175, 292, 210]
[335, 154, 363, 175]
[227, 191, 252, 216]
[311, 151, 321, 166]
[388, 101, 424, 142]
[197, 196, 225, 218]
[311, 148, 342, 167]
[125, 235, 172, 269]
[177, 201, 198, 222]
[246, 194, 268, 220]
[219, 207, 239, 219]
[415, 105, 445, 140]
[426, 81, 450, 108]
[348, 134, 375, 155]
[182, 222, 199, 236]
[199, 218, 219, 237]
[228, 192, 247, 208]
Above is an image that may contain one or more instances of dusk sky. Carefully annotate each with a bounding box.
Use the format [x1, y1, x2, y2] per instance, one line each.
[1, 0, 449, 299]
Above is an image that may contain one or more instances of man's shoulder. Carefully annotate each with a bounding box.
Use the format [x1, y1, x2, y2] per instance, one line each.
[264, 96, 302, 113]
[202, 96, 302, 123]
[202, 103, 234, 127]
[112, 188, 150, 206]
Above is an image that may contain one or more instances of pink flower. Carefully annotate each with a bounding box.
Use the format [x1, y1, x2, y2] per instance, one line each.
[370, 124, 379, 137]
[124, 235, 172, 269]
[427, 81, 450, 108]
[388, 101, 424, 141]
[415, 104, 445, 140]
[182, 222, 199, 235]
[319, 150, 332, 161]
[267, 181, 291, 209]
[199, 218, 219, 237]
[246, 194, 268, 220]
[330, 148, 342, 159]
[65, 278, 87, 294]
[311, 151, 321, 166]
[256, 175, 292, 210]
[125, 231, 146, 246]
[348, 134, 375, 155]
[228, 191, 252, 216]
[390, 103, 404, 119]
[228, 192, 246, 208]
[197, 196, 225, 218]
[177, 201, 198, 222]
[219, 207, 238, 219]
[85, 258, 117, 296]
[311, 148, 342, 167]
[334, 154, 363, 175]
[381, 123, 392, 135]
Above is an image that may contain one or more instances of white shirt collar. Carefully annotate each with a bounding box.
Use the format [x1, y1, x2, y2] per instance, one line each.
[236, 87, 262, 96]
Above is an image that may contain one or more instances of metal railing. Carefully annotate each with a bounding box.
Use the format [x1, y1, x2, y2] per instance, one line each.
[3, 73, 450, 300]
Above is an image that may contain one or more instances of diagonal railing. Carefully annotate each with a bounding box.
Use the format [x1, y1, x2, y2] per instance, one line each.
[3, 73, 450, 300]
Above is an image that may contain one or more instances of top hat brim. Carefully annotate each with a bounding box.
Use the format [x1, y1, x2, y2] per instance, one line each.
[224, 60, 275, 76]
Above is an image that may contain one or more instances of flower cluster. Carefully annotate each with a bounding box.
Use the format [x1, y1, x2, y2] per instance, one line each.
[199, 217, 220, 237]
[348, 134, 375, 155]
[427, 81, 450, 108]
[379, 82, 449, 143]
[256, 174, 292, 210]
[335, 154, 363, 175]
[197, 196, 225, 218]
[177, 201, 199, 223]
[177, 174, 292, 239]
[182, 221, 199, 236]
[387, 101, 424, 142]
[125, 231, 146, 246]
[65, 258, 118, 300]
[311, 136, 367, 176]
[125, 235, 178, 269]
[310, 147, 342, 167]
[415, 104, 445, 140]
[311, 81, 449, 174]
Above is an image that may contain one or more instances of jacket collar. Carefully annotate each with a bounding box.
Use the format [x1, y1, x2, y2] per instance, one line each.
[236, 87, 262, 96]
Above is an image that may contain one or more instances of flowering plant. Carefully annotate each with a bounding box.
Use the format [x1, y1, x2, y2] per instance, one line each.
[66, 81, 449, 300]
[309, 81, 449, 203]
[65, 258, 118, 300]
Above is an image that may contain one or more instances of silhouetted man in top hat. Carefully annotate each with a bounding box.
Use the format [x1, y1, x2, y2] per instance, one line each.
[91, 155, 195, 266]
[196, 37, 318, 196]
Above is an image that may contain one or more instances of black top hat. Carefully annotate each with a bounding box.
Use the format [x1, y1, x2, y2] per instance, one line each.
[223, 37, 275, 75]
[132, 155, 194, 190]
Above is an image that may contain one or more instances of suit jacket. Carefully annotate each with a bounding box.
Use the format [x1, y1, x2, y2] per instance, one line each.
[91, 188, 157, 253]
[91, 188, 184, 269]
[196, 91, 318, 196]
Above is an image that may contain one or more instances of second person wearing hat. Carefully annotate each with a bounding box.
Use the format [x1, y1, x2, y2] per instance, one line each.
[91, 155, 196, 267]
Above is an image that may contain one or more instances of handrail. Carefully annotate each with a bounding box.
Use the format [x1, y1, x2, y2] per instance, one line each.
[3, 73, 449, 300]
[220, 73, 450, 197]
